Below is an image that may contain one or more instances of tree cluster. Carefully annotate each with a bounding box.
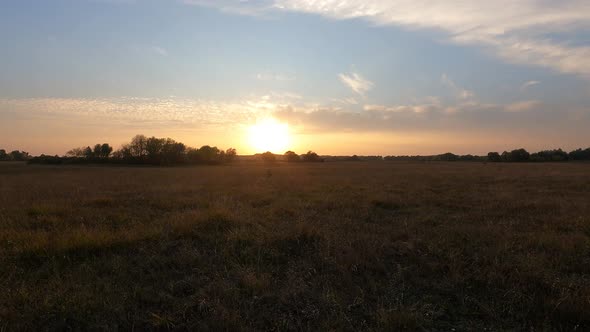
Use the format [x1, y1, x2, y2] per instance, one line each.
[0, 149, 30, 161]
[66, 144, 113, 159]
[487, 148, 590, 162]
[28, 135, 237, 166]
[384, 153, 486, 162]
[253, 151, 324, 163]
[281, 151, 324, 162]
[383, 147, 590, 163]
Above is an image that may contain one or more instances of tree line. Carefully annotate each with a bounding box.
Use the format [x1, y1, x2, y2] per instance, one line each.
[6, 141, 590, 165]
[384, 147, 590, 162]
[259, 151, 324, 163]
[486, 148, 590, 162]
[0, 149, 30, 161]
[384, 153, 484, 162]
[27, 135, 237, 166]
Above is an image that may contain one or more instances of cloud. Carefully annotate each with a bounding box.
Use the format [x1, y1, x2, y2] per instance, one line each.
[505, 100, 542, 112]
[188, 0, 590, 78]
[2, 96, 588, 155]
[441, 74, 474, 100]
[521, 80, 541, 91]
[273, 100, 590, 143]
[152, 46, 168, 56]
[182, 0, 274, 16]
[364, 104, 399, 112]
[0, 97, 269, 128]
[363, 98, 499, 115]
[256, 72, 296, 81]
[151, 46, 168, 56]
[363, 100, 444, 114]
[332, 97, 359, 105]
[339, 72, 374, 96]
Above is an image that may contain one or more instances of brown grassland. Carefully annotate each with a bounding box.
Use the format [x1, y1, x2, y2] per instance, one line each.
[0, 161, 589, 331]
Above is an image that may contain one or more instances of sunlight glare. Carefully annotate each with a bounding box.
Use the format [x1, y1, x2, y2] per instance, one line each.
[248, 118, 290, 153]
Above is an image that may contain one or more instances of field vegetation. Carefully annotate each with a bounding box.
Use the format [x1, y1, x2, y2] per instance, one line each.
[0, 161, 589, 330]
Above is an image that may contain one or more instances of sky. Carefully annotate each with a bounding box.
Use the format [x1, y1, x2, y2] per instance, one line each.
[1, 0, 590, 155]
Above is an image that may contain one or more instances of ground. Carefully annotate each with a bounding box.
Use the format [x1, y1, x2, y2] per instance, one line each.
[0, 161, 589, 331]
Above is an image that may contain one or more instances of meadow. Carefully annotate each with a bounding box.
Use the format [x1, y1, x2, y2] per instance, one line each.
[0, 161, 589, 331]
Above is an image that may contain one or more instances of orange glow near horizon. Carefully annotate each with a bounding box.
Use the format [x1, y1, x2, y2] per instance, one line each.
[248, 118, 291, 153]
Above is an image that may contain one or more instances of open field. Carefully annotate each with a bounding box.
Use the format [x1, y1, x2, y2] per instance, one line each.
[1, 161, 589, 331]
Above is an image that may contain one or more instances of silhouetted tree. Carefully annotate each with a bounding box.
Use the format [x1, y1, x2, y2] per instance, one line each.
[113, 144, 133, 160]
[569, 148, 590, 161]
[100, 143, 113, 158]
[487, 152, 501, 162]
[501, 148, 530, 162]
[531, 149, 568, 162]
[0, 149, 7, 161]
[145, 137, 164, 162]
[438, 152, 459, 161]
[83, 146, 93, 159]
[186, 145, 233, 164]
[93, 144, 102, 158]
[129, 135, 148, 158]
[302, 151, 322, 162]
[511, 148, 530, 162]
[225, 148, 237, 162]
[459, 154, 477, 161]
[284, 151, 300, 162]
[260, 151, 276, 163]
[185, 148, 199, 163]
[199, 145, 222, 163]
[161, 138, 186, 165]
[500, 151, 509, 162]
[66, 147, 85, 157]
[5, 150, 30, 161]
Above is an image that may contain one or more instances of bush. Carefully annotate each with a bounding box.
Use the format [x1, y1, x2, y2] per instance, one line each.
[284, 151, 300, 162]
[260, 151, 276, 163]
[301, 151, 323, 162]
[487, 152, 502, 162]
[569, 148, 590, 161]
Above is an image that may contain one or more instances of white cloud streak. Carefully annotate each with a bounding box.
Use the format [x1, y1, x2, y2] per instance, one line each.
[0, 97, 264, 128]
[332, 97, 359, 105]
[151, 46, 168, 56]
[339, 72, 374, 96]
[182, 0, 274, 16]
[521, 80, 541, 91]
[441, 74, 474, 100]
[505, 100, 542, 112]
[256, 72, 296, 81]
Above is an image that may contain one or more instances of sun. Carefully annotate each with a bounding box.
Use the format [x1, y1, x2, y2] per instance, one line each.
[248, 118, 290, 153]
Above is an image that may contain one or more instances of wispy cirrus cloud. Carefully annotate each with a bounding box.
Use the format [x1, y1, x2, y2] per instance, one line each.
[441, 74, 474, 100]
[363, 97, 448, 114]
[339, 72, 374, 96]
[187, 0, 590, 78]
[181, 0, 274, 16]
[331, 97, 359, 105]
[256, 72, 296, 81]
[0, 97, 259, 128]
[151, 46, 168, 56]
[521, 80, 541, 91]
[505, 100, 542, 112]
[363, 99, 531, 115]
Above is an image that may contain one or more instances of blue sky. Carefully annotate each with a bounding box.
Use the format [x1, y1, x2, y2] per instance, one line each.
[1, 0, 590, 155]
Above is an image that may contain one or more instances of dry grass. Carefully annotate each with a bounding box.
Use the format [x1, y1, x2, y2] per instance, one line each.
[0, 161, 589, 331]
